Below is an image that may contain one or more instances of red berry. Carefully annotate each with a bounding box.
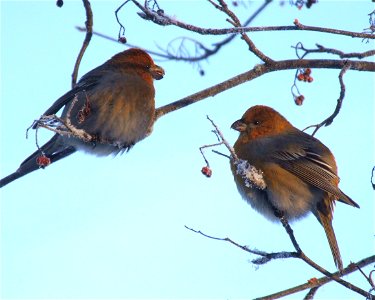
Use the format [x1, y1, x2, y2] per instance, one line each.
[294, 19, 299, 25]
[307, 77, 314, 83]
[294, 95, 305, 106]
[304, 68, 312, 75]
[36, 155, 51, 167]
[201, 166, 212, 178]
[297, 73, 304, 81]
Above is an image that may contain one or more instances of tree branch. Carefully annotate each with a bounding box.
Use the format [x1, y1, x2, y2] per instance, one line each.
[256, 255, 375, 300]
[278, 216, 373, 298]
[124, 0, 375, 40]
[155, 59, 375, 120]
[185, 224, 375, 299]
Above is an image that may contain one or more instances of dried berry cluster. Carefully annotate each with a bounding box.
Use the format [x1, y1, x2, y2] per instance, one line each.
[297, 68, 313, 82]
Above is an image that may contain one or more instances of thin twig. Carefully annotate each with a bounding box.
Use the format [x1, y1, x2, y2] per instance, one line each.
[184, 225, 297, 260]
[357, 263, 375, 288]
[115, 0, 132, 41]
[206, 115, 237, 160]
[75, 26, 175, 60]
[303, 62, 351, 135]
[199, 142, 223, 167]
[295, 43, 375, 59]
[212, 149, 231, 159]
[71, 0, 93, 88]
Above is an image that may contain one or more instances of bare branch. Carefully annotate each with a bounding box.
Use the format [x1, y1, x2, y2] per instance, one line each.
[185, 223, 375, 299]
[127, 0, 375, 40]
[292, 18, 375, 39]
[278, 216, 372, 298]
[71, 0, 93, 87]
[155, 59, 375, 120]
[184, 225, 297, 260]
[256, 256, 375, 300]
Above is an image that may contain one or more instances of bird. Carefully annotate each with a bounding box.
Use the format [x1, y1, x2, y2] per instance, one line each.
[0, 48, 164, 188]
[230, 105, 359, 272]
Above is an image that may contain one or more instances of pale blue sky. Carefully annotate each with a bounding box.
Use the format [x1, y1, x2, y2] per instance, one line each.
[1, 1, 374, 299]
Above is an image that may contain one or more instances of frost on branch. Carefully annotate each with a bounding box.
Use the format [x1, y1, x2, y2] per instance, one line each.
[200, 115, 266, 191]
[233, 159, 266, 190]
[32, 96, 93, 143]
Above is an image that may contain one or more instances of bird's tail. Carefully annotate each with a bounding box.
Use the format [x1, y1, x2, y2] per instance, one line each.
[0, 134, 76, 188]
[317, 209, 343, 273]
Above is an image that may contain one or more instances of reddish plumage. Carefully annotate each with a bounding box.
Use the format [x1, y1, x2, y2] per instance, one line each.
[230, 105, 359, 272]
[1, 48, 164, 187]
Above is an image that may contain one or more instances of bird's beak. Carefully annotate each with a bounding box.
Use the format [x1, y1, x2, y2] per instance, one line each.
[150, 64, 165, 80]
[231, 119, 247, 132]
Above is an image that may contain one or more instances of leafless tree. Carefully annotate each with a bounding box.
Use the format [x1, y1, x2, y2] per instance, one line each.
[12, 0, 375, 298]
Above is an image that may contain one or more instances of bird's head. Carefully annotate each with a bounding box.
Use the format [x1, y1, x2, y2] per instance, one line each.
[231, 105, 294, 142]
[110, 48, 165, 81]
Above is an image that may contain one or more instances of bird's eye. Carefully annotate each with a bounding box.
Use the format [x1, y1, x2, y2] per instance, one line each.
[253, 120, 260, 125]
